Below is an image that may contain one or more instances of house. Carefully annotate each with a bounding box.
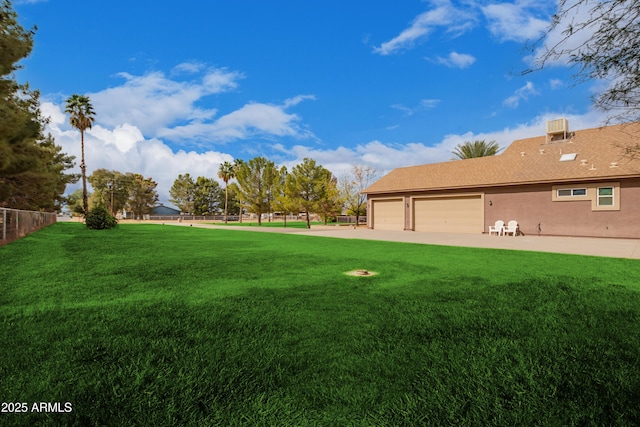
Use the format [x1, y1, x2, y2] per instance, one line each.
[363, 120, 640, 238]
[151, 204, 181, 216]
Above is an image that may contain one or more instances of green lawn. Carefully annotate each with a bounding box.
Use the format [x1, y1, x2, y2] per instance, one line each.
[1, 223, 640, 426]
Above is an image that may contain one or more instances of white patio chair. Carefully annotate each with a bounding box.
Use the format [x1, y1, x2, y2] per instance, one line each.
[503, 220, 518, 236]
[488, 220, 504, 236]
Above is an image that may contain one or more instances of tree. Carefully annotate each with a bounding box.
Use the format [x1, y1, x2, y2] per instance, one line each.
[0, 3, 77, 211]
[192, 176, 221, 215]
[532, 0, 640, 125]
[452, 140, 501, 160]
[316, 175, 342, 224]
[67, 189, 85, 216]
[65, 94, 95, 215]
[235, 157, 276, 225]
[226, 182, 242, 218]
[88, 169, 132, 215]
[127, 173, 158, 219]
[0, 0, 34, 203]
[271, 166, 298, 227]
[284, 158, 336, 229]
[232, 159, 245, 222]
[340, 165, 378, 225]
[169, 173, 196, 214]
[217, 161, 234, 223]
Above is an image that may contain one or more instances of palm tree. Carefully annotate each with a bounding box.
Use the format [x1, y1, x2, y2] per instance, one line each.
[452, 140, 502, 160]
[217, 161, 235, 223]
[65, 94, 96, 215]
[232, 159, 245, 223]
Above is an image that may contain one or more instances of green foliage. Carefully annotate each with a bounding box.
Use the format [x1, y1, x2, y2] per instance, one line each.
[128, 173, 159, 218]
[452, 139, 502, 160]
[2, 223, 640, 425]
[234, 157, 278, 225]
[0, 2, 77, 211]
[64, 94, 95, 215]
[88, 168, 132, 215]
[218, 161, 235, 222]
[285, 158, 339, 228]
[169, 173, 195, 214]
[193, 176, 221, 215]
[84, 206, 118, 229]
[169, 174, 223, 215]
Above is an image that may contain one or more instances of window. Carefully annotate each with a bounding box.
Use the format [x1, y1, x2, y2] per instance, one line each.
[597, 187, 614, 206]
[557, 188, 587, 197]
[559, 153, 577, 162]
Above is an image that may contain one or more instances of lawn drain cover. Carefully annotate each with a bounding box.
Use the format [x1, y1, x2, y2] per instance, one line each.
[344, 269, 378, 277]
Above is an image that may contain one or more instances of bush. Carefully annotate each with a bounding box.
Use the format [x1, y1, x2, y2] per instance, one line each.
[85, 207, 118, 230]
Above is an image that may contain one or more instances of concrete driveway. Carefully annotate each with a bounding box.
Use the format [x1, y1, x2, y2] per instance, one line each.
[162, 222, 640, 259]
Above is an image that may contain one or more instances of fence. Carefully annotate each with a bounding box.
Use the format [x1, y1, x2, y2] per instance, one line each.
[337, 215, 367, 224]
[0, 208, 57, 246]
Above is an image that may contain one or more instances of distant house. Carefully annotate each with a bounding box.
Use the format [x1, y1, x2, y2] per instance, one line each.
[151, 204, 181, 216]
[363, 120, 640, 238]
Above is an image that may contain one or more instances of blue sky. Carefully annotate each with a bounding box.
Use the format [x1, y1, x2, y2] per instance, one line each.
[14, 0, 605, 204]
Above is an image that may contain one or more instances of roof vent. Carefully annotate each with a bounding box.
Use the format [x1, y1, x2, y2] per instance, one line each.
[580, 159, 588, 166]
[610, 162, 619, 168]
[546, 118, 569, 142]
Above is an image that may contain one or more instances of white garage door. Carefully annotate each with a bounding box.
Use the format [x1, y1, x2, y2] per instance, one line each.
[372, 199, 404, 230]
[413, 195, 483, 233]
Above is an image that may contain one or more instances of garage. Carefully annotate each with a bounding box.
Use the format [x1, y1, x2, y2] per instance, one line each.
[413, 195, 483, 233]
[371, 199, 404, 230]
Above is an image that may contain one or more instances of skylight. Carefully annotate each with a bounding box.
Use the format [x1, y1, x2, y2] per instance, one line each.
[559, 153, 577, 162]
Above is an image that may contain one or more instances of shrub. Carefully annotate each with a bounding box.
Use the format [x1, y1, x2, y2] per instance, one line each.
[85, 207, 118, 230]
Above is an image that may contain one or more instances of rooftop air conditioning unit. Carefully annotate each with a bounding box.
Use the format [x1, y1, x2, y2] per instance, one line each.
[546, 118, 569, 135]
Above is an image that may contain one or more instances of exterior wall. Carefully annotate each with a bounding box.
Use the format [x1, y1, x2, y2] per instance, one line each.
[369, 178, 640, 238]
[484, 178, 640, 238]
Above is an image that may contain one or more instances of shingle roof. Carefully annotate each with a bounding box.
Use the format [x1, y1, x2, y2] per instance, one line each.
[364, 122, 640, 195]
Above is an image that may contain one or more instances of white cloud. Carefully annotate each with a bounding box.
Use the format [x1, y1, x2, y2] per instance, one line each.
[85, 67, 315, 145]
[420, 99, 441, 109]
[89, 66, 242, 136]
[157, 99, 315, 143]
[392, 99, 441, 116]
[43, 101, 232, 205]
[549, 78, 564, 89]
[481, 1, 549, 42]
[434, 51, 477, 68]
[391, 104, 416, 116]
[375, 0, 555, 56]
[373, 0, 476, 55]
[503, 81, 538, 108]
[172, 62, 206, 74]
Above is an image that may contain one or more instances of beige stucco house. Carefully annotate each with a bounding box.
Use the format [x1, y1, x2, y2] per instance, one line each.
[363, 120, 640, 238]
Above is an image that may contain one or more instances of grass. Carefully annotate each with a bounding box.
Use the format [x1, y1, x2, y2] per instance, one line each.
[1, 222, 640, 426]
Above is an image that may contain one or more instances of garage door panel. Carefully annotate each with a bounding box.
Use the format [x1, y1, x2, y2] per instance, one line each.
[414, 196, 482, 233]
[372, 199, 403, 230]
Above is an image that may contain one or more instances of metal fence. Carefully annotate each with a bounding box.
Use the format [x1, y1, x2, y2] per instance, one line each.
[0, 208, 57, 246]
[337, 215, 367, 224]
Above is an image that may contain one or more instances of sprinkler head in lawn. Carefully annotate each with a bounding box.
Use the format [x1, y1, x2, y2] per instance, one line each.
[344, 269, 378, 277]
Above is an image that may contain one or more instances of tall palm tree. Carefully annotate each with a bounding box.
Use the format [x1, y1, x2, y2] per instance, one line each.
[65, 94, 95, 215]
[452, 140, 502, 160]
[232, 159, 245, 223]
[217, 161, 235, 223]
